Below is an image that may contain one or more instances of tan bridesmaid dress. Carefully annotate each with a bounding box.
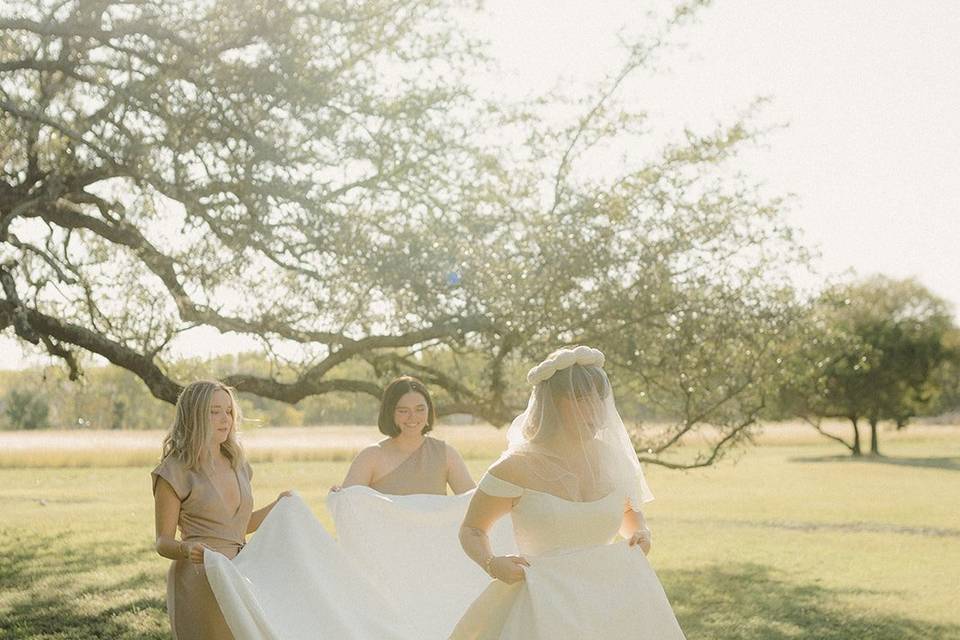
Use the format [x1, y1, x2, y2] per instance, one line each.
[151, 456, 253, 640]
[369, 436, 448, 495]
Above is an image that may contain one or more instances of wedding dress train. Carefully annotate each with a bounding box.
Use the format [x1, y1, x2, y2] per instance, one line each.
[204, 489, 514, 640]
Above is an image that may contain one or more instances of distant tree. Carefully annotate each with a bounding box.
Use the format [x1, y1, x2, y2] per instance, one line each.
[3, 387, 50, 429]
[110, 399, 125, 429]
[784, 276, 956, 456]
[920, 327, 960, 420]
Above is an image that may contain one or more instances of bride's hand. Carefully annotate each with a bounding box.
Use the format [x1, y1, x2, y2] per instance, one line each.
[628, 529, 652, 555]
[329, 485, 342, 493]
[277, 490, 294, 500]
[488, 555, 530, 584]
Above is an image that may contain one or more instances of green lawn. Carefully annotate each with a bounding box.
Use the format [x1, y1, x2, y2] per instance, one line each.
[1, 434, 959, 639]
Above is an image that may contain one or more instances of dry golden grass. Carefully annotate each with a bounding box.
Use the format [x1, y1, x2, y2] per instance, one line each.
[1, 420, 956, 468]
[0, 424, 510, 468]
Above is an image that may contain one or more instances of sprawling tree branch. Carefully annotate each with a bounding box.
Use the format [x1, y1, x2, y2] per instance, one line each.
[0, 0, 810, 470]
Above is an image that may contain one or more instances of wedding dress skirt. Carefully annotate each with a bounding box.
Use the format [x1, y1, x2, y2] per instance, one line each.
[450, 541, 685, 640]
[328, 486, 516, 637]
[204, 478, 683, 640]
[449, 473, 686, 640]
[204, 489, 514, 640]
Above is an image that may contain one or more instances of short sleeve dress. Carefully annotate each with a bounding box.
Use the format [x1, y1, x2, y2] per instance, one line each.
[151, 456, 254, 640]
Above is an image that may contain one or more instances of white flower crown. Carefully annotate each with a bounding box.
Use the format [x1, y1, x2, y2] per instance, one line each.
[526, 346, 605, 385]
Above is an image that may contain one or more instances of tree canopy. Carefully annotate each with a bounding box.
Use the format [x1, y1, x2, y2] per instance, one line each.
[783, 276, 957, 456]
[1, 0, 809, 467]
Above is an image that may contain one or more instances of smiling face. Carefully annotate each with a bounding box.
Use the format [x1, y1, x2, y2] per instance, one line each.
[393, 391, 429, 435]
[208, 388, 235, 446]
[378, 376, 435, 437]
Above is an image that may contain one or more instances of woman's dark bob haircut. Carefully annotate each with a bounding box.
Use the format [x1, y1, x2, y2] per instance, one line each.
[378, 376, 436, 437]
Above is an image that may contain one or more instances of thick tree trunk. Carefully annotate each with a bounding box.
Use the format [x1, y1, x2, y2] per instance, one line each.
[849, 416, 862, 456]
[869, 416, 881, 456]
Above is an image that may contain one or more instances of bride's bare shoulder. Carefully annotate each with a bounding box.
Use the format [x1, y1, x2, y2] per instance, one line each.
[486, 455, 527, 485]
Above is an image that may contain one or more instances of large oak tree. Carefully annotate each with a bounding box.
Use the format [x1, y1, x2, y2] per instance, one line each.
[1, 0, 806, 467]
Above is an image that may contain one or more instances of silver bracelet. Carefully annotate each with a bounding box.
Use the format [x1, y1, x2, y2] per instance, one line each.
[483, 555, 496, 576]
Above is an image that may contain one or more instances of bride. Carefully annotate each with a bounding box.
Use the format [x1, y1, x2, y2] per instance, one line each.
[451, 346, 686, 639]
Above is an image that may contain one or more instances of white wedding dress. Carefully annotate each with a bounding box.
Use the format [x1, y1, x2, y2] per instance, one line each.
[206, 348, 684, 640]
[328, 486, 516, 638]
[203, 488, 515, 640]
[450, 473, 686, 640]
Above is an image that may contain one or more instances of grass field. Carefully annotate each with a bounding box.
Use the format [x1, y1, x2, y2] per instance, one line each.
[1, 423, 958, 639]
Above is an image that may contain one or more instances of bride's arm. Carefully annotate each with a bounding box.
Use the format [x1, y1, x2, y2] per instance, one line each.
[459, 491, 528, 584]
[620, 504, 652, 554]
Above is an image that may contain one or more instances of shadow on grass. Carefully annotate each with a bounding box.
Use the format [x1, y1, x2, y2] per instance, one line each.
[0, 532, 167, 640]
[4, 534, 959, 640]
[1, 593, 167, 640]
[664, 563, 960, 640]
[0, 529, 149, 588]
[790, 454, 960, 471]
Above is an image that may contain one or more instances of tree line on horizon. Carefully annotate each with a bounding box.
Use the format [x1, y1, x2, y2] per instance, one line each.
[4, 273, 958, 462]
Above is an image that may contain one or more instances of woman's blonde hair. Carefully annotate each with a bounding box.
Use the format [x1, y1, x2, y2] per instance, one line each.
[161, 380, 246, 471]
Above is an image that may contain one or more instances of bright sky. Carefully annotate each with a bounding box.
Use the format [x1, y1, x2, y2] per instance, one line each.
[2, 0, 958, 369]
[465, 0, 960, 306]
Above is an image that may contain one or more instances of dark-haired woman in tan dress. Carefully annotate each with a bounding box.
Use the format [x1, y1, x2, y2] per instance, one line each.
[152, 380, 291, 640]
[337, 375, 475, 495]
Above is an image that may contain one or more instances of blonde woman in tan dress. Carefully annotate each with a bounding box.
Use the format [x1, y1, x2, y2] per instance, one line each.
[338, 376, 475, 495]
[152, 381, 292, 640]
